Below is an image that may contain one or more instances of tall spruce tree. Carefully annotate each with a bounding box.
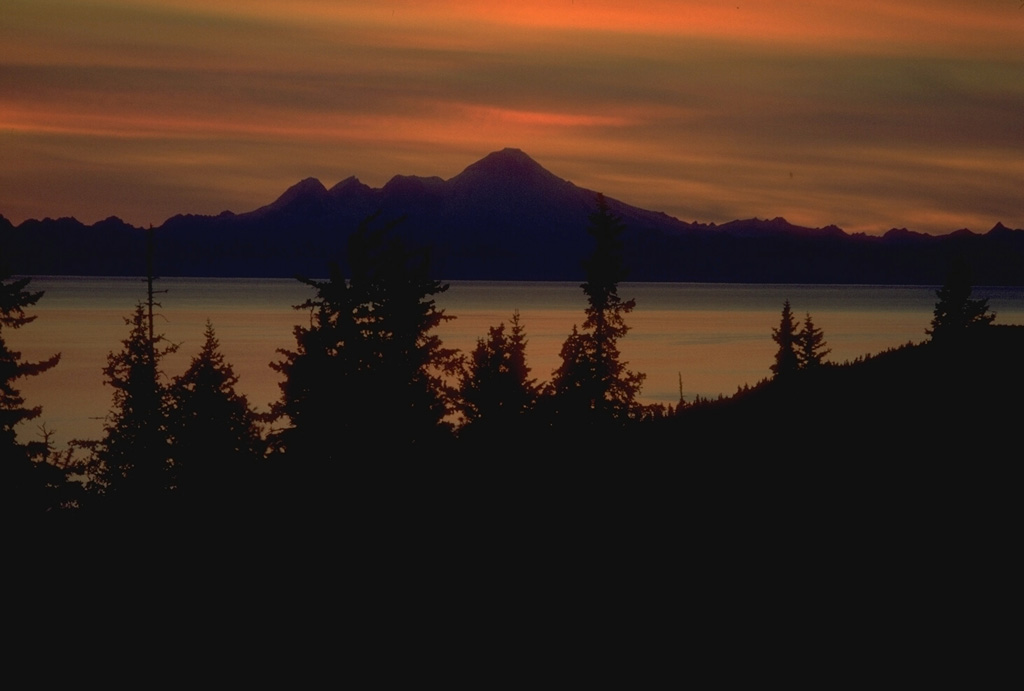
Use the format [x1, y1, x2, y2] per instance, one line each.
[167, 321, 264, 504]
[93, 302, 178, 506]
[927, 260, 995, 343]
[459, 311, 539, 433]
[0, 270, 65, 514]
[272, 216, 461, 461]
[83, 225, 181, 509]
[796, 312, 830, 369]
[548, 194, 644, 425]
[770, 300, 800, 379]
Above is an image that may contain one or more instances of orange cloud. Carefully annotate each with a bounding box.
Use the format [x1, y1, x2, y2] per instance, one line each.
[78, 1, 1020, 55]
[462, 105, 634, 129]
[3, 1, 1021, 233]
[211, 0, 1023, 54]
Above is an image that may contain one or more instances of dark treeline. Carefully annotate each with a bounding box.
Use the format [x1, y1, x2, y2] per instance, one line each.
[2, 197, 1021, 523]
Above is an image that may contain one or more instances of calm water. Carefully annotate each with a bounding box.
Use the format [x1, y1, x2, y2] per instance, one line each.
[10, 277, 1024, 448]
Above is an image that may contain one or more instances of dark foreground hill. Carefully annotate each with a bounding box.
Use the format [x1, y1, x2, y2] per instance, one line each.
[648, 324, 1024, 461]
[3, 148, 1023, 283]
[20, 325, 1021, 632]
[28, 326, 1020, 546]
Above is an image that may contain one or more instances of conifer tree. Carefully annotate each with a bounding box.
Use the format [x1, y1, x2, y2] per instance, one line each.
[770, 300, 800, 378]
[272, 216, 461, 461]
[927, 260, 995, 343]
[270, 262, 352, 461]
[796, 312, 830, 369]
[548, 325, 592, 425]
[93, 303, 178, 505]
[80, 226, 182, 509]
[548, 194, 645, 424]
[167, 320, 264, 503]
[0, 270, 65, 513]
[460, 311, 539, 432]
[671, 372, 687, 416]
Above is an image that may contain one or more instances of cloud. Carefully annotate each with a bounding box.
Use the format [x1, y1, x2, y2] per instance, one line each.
[1, 0, 1021, 233]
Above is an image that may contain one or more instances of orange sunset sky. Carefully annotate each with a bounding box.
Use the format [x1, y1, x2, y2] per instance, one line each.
[2, 0, 1022, 234]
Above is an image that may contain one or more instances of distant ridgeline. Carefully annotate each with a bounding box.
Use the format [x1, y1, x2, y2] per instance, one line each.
[3, 149, 1022, 284]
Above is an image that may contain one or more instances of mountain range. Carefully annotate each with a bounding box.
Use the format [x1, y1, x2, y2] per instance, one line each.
[2, 148, 1022, 284]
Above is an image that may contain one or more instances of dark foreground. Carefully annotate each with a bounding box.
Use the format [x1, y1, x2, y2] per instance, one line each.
[15, 326, 1020, 526]
[13, 331, 1017, 672]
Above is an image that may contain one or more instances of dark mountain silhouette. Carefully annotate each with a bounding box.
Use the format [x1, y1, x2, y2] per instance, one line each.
[2, 148, 1022, 283]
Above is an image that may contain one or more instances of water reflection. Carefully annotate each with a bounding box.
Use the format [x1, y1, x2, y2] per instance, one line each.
[10, 277, 1024, 448]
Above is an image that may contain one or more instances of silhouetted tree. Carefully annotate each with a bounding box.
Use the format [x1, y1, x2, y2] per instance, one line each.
[272, 216, 461, 461]
[548, 194, 645, 424]
[167, 320, 264, 505]
[670, 372, 687, 416]
[0, 270, 66, 514]
[460, 311, 539, 433]
[927, 260, 995, 343]
[796, 312, 830, 369]
[548, 325, 592, 424]
[91, 303, 178, 507]
[770, 300, 800, 378]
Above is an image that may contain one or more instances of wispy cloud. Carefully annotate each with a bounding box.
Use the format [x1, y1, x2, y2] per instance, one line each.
[2, 0, 1021, 233]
